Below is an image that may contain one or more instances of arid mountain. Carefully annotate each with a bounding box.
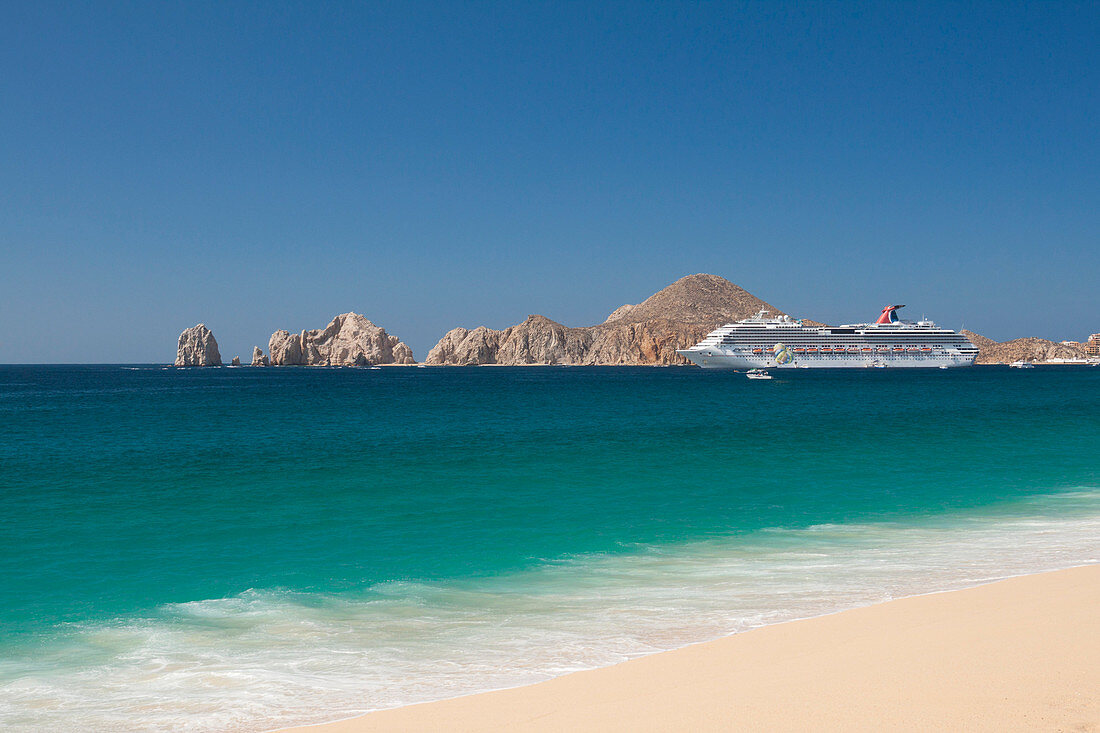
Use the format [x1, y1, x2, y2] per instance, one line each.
[962, 330, 1085, 363]
[960, 330, 998, 353]
[425, 274, 794, 365]
[603, 273, 785, 327]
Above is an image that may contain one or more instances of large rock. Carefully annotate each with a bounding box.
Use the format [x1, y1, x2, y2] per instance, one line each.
[962, 331, 1086, 364]
[269, 330, 304, 365]
[425, 274, 788, 365]
[250, 346, 269, 367]
[426, 316, 590, 365]
[268, 313, 416, 366]
[175, 324, 222, 367]
[230, 356, 241, 367]
[586, 319, 712, 365]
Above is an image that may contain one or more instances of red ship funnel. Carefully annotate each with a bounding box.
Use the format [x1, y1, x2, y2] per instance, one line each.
[875, 305, 904, 324]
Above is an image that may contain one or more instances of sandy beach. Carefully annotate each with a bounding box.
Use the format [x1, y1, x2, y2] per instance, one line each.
[284, 565, 1099, 732]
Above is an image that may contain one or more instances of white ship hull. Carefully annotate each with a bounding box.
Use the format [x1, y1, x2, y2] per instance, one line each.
[678, 350, 975, 369]
[677, 305, 978, 370]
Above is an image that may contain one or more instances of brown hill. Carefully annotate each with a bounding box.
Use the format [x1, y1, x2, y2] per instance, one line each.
[426, 274, 797, 365]
[961, 330, 998, 352]
[603, 273, 785, 328]
[961, 330, 1086, 364]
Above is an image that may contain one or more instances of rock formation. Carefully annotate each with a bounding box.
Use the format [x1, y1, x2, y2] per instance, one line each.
[425, 274, 789, 365]
[175, 324, 222, 367]
[250, 346, 269, 367]
[960, 330, 998, 354]
[268, 329, 303, 365]
[962, 330, 1087, 364]
[268, 312, 416, 366]
[230, 356, 241, 366]
[427, 316, 593, 366]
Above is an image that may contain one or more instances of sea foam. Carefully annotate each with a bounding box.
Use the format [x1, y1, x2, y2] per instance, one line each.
[1, 489, 1097, 732]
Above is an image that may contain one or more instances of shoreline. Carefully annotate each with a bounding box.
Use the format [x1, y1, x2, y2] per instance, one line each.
[168, 361, 1098, 368]
[280, 564, 1099, 732]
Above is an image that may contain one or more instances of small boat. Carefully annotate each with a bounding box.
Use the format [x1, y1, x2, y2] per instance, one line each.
[867, 360, 887, 368]
[1009, 360, 1035, 369]
[746, 369, 773, 380]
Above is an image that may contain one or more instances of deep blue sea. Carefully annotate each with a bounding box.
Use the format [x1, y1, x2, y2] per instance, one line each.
[1, 365, 1098, 731]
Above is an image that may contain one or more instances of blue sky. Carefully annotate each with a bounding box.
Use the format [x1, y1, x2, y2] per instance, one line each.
[2, 1, 1097, 362]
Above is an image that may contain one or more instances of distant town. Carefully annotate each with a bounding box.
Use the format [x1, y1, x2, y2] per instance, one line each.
[1059, 333, 1100, 361]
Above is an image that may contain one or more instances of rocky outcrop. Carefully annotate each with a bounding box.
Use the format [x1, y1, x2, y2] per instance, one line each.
[427, 316, 593, 365]
[250, 346, 269, 367]
[230, 356, 241, 367]
[269, 330, 303, 365]
[426, 274, 791, 365]
[586, 319, 712, 365]
[961, 330, 998, 353]
[175, 324, 222, 367]
[391, 341, 415, 364]
[268, 313, 416, 366]
[962, 331, 1087, 364]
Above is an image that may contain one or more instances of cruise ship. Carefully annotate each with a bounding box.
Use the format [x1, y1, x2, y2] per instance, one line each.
[678, 305, 978, 369]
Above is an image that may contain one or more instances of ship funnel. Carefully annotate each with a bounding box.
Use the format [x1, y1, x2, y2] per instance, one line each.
[875, 305, 905, 324]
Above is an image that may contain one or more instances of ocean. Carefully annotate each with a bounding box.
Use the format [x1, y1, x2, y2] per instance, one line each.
[1, 364, 1098, 731]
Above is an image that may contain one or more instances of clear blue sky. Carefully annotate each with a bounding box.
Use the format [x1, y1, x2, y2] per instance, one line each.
[2, 1, 1097, 362]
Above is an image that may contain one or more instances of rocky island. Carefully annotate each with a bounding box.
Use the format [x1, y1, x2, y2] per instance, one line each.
[175, 324, 222, 367]
[425, 274, 789, 366]
[268, 312, 415, 366]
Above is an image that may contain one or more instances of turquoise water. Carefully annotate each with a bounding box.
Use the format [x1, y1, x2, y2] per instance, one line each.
[1, 365, 1098, 731]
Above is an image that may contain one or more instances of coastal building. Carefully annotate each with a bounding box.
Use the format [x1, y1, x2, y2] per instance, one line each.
[1087, 334, 1100, 357]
